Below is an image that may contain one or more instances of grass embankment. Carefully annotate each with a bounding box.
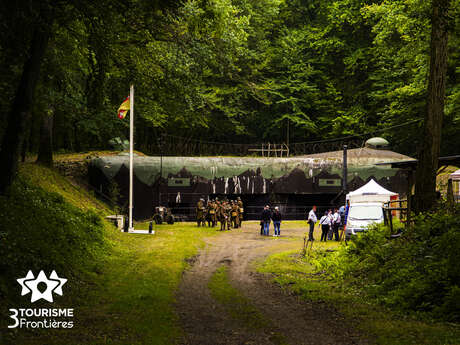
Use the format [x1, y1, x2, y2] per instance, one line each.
[258, 249, 460, 345]
[0, 163, 218, 345]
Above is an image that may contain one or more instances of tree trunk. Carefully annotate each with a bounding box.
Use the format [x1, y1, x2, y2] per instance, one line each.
[21, 123, 30, 163]
[36, 112, 54, 166]
[414, 0, 451, 212]
[0, 23, 51, 194]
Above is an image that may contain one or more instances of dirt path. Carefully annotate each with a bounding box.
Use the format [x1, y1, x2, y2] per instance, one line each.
[175, 222, 368, 345]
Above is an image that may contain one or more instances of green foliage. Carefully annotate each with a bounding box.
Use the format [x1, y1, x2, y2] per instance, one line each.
[258, 249, 460, 345]
[0, 176, 107, 301]
[314, 206, 460, 321]
[108, 137, 129, 151]
[2, 0, 459, 154]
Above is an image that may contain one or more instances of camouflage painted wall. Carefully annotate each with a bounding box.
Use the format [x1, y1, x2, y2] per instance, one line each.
[89, 148, 411, 220]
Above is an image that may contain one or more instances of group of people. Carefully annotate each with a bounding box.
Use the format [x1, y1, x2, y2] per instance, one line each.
[196, 199, 348, 240]
[196, 197, 244, 231]
[260, 205, 282, 237]
[307, 205, 347, 242]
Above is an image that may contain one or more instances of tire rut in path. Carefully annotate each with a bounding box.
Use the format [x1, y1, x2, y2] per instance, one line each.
[175, 224, 368, 345]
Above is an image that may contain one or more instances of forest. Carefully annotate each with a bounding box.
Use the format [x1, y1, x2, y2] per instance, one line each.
[1, 0, 459, 159]
[1, 2, 460, 344]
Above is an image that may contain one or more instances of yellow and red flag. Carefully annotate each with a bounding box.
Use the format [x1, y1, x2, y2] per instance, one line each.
[117, 96, 130, 119]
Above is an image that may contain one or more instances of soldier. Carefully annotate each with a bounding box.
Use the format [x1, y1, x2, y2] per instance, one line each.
[231, 201, 239, 229]
[210, 200, 217, 227]
[216, 200, 223, 230]
[196, 198, 206, 227]
[225, 201, 233, 230]
[205, 200, 214, 227]
[237, 197, 244, 228]
[218, 201, 229, 231]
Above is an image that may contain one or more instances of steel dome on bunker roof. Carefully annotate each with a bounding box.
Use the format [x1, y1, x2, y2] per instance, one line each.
[365, 137, 389, 149]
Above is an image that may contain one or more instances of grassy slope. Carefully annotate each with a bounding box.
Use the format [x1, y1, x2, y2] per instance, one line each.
[19, 163, 112, 213]
[258, 250, 460, 345]
[3, 164, 218, 345]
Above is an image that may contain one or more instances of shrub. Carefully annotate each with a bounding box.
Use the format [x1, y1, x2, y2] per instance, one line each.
[315, 205, 460, 321]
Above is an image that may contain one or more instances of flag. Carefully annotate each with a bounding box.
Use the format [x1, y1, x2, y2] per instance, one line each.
[117, 96, 130, 119]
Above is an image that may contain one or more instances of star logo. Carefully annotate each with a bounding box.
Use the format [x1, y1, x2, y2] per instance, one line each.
[17, 270, 67, 303]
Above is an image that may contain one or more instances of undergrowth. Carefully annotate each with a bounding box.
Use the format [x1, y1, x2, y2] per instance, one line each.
[311, 205, 460, 322]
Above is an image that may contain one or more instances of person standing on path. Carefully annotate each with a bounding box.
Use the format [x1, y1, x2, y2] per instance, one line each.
[344, 200, 350, 228]
[205, 200, 213, 227]
[196, 198, 206, 227]
[237, 197, 244, 227]
[217, 201, 228, 231]
[332, 208, 341, 241]
[272, 206, 282, 237]
[320, 211, 330, 242]
[327, 209, 334, 240]
[307, 206, 317, 241]
[261, 205, 272, 236]
[339, 204, 346, 228]
[231, 201, 239, 229]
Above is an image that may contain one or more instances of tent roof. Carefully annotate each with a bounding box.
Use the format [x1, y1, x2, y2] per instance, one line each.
[348, 178, 397, 197]
[450, 169, 460, 180]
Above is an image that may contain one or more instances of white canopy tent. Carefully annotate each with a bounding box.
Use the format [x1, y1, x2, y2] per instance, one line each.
[347, 179, 397, 204]
[449, 169, 460, 181]
[449, 169, 460, 202]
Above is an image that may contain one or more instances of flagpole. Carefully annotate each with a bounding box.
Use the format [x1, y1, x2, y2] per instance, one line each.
[129, 84, 134, 231]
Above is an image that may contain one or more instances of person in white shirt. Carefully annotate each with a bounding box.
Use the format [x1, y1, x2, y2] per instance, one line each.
[307, 206, 317, 241]
[327, 209, 334, 240]
[319, 211, 331, 241]
[332, 208, 341, 241]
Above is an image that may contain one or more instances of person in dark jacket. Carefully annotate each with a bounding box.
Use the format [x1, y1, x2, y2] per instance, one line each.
[272, 206, 282, 237]
[261, 205, 272, 236]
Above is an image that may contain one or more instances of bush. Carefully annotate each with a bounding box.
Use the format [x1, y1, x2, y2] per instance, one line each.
[0, 176, 107, 302]
[315, 205, 460, 321]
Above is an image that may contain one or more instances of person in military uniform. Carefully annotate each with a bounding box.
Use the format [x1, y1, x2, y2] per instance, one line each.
[231, 201, 240, 229]
[237, 197, 244, 228]
[196, 198, 206, 227]
[218, 200, 229, 231]
[210, 200, 217, 227]
[205, 200, 215, 227]
[216, 200, 223, 230]
[225, 201, 233, 230]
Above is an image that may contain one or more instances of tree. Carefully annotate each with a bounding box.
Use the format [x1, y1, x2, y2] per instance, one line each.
[415, 0, 452, 212]
[0, 3, 53, 194]
[36, 110, 54, 167]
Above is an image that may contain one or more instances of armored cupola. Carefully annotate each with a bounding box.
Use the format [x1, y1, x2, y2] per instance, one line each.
[365, 137, 389, 150]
